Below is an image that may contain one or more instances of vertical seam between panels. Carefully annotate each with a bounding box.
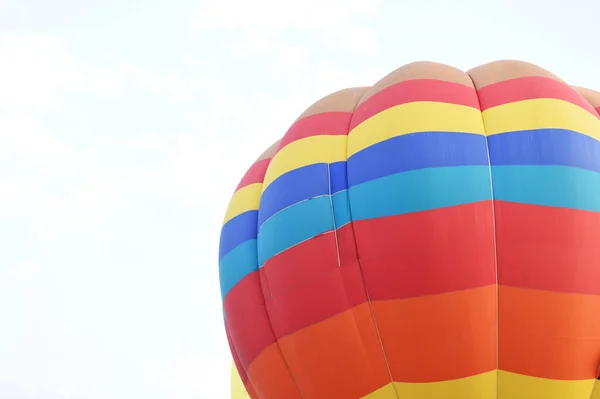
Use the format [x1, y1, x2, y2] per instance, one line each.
[344, 104, 400, 399]
[327, 144, 342, 267]
[254, 167, 306, 399]
[469, 74, 500, 399]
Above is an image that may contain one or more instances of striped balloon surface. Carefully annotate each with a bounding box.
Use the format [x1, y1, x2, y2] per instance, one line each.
[219, 60, 600, 399]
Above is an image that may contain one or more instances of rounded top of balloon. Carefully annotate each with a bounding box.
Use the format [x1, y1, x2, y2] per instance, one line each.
[219, 59, 600, 399]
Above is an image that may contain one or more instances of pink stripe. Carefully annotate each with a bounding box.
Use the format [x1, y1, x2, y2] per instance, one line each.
[477, 76, 599, 116]
[235, 159, 270, 192]
[275, 112, 352, 152]
[350, 79, 480, 130]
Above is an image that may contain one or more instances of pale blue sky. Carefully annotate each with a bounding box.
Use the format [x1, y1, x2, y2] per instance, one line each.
[1, 0, 599, 398]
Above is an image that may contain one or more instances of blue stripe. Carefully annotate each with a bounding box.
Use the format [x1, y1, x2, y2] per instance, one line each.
[347, 132, 489, 187]
[219, 210, 258, 261]
[258, 162, 347, 226]
[349, 166, 492, 221]
[219, 239, 258, 300]
[488, 128, 600, 172]
[492, 165, 600, 212]
[258, 192, 351, 266]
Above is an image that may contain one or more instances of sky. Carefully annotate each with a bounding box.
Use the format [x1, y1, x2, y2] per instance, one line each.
[1, 0, 600, 398]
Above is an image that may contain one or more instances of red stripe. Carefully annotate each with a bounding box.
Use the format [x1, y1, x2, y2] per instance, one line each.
[224, 272, 276, 370]
[596, 106, 600, 115]
[350, 79, 480, 130]
[261, 225, 357, 299]
[477, 76, 599, 116]
[227, 323, 260, 398]
[275, 112, 352, 153]
[235, 158, 270, 191]
[263, 257, 368, 340]
[354, 201, 497, 301]
[495, 200, 600, 295]
[226, 323, 249, 385]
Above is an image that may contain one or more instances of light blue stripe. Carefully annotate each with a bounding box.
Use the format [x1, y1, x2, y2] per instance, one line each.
[219, 239, 258, 300]
[258, 192, 352, 266]
[349, 165, 493, 221]
[332, 190, 351, 228]
[492, 165, 600, 212]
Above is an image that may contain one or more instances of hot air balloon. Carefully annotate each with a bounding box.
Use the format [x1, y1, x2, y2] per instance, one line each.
[218, 60, 600, 399]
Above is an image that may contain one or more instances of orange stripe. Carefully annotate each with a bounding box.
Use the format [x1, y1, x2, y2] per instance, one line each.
[246, 343, 303, 399]
[499, 285, 600, 380]
[373, 285, 497, 382]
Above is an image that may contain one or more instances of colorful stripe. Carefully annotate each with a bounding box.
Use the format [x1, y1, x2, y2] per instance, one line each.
[347, 131, 489, 186]
[494, 201, 600, 295]
[477, 75, 598, 115]
[482, 98, 600, 139]
[275, 112, 351, 151]
[263, 135, 347, 189]
[492, 165, 600, 212]
[222, 61, 600, 399]
[219, 239, 257, 300]
[235, 159, 270, 191]
[350, 78, 480, 129]
[487, 128, 600, 172]
[348, 101, 485, 157]
[258, 161, 346, 227]
[219, 211, 257, 261]
[498, 285, 600, 380]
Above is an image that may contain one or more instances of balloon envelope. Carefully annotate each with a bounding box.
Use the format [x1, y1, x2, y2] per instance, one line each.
[219, 60, 600, 399]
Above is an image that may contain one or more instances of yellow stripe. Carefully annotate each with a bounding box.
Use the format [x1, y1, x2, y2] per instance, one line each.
[497, 370, 595, 399]
[361, 371, 496, 399]
[348, 101, 485, 157]
[262, 135, 347, 190]
[361, 371, 596, 398]
[591, 379, 600, 399]
[483, 98, 600, 139]
[223, 183, 262, 225]
[230, 362, 251, 399]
